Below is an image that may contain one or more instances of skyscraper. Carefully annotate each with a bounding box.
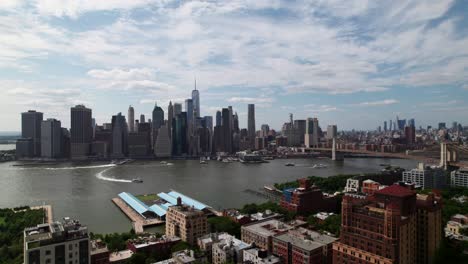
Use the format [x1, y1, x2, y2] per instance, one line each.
[21, 110, 43, 157]
[154, 124, 172, 157]
[384, 121, 388, 131]
[140, 114, 145, 123]
[152, 102, 164, 148]
[111, 112, 128, 158]
[185, 99, 194, 125]
[305, 117, 319, 147]
[222, 108, 233, 153]
[247, 104, 255, 149]
[128, 105, 135, 132]
[71, 105, 93, 159]
[216, 111, 222, 127]
[174, 103, 182, 116]
[192, 79, 200, 118]
[172, 112, 187, 156]
[41, 118, 62, 158]
[168, 101, 174, 138]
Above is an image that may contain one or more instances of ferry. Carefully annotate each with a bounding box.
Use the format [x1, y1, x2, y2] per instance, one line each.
[132, 178, 143, 183]
[239, 153, 266, 164]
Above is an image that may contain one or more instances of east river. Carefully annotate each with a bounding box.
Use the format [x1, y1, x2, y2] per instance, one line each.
[0, 158, 417, 233]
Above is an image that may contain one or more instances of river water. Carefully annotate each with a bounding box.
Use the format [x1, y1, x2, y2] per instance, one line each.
[0, 158, 417, 233]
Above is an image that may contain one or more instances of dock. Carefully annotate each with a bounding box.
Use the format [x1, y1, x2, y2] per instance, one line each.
[112, 197, 164, 233]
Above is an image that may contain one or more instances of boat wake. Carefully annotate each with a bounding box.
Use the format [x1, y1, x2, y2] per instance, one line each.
[95, 167, 132, 183]
[44, 164, 117, 170]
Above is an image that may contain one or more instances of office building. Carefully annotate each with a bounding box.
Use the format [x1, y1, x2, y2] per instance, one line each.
[111, 113, 128, 158]
[402, 163, 446, 189]
[305, 118, 319, 148]
[405, 125, 416, 145]
[127, 105, 135, 132]
[243, 248, 280, 264]
[333, 184, 442, 264]
[438, 122, 446, 130]
[24, 217, 90, 264]
[41, 118, 62, 158]
[203, 116, 213, 133]
[21, 110, 43, 157]
[128, 127, 151, 158]
[192, 83, 200, 118]
[241, 219, 294, 252]
[326, 125, 337, 140]
[155, 124, 172, 157]
[152, 103, 165, 147]
[384, 121, 387, 131]
[168, 101, 174, 138]
[248, 104, 256, 148]
[185, 99, 194, 125]
[273, 228, 337, 264]
[216, 111, 222, 127]
[165, 198, 208, 245]
[174, 103, 182, 116]
[280, 178, 339, 215]
[222, 108, 233, 153]
[140, 114, 145, 123]
[172, 112, 187, 156]
[71, 105, 93, 159]
[16, 138, 34, 158]
[451, 168, 468, 188]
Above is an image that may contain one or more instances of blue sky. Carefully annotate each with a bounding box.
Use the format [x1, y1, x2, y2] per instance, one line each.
[0, 0, 467, 131]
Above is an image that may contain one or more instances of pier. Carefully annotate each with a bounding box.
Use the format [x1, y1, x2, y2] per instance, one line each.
[112, 197, 164, 234]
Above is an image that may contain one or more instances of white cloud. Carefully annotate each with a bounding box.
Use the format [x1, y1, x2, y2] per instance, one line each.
[227, 97, 274, 104]
[358, 99, 399, 106]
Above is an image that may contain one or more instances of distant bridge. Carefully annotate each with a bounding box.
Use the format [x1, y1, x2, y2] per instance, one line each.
[307, 142, 468, 169]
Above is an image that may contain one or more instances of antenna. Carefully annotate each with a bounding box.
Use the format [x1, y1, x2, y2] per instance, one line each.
[194, 76, 197, 91]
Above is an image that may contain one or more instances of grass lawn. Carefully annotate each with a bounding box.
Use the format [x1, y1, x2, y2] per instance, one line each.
[136, 193, 159, 202]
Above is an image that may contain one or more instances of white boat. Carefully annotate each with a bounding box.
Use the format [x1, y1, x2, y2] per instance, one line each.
[312, 164, 328, 169]
[200, 158, 207, 164]
[160, 161, 167, 164]
[166, 162, 174, 166]
[132, 178, 143, 183]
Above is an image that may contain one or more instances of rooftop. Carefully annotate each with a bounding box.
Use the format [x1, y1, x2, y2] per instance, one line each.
[109, 249, 133, 262]
[274, 228, 337, 252]
[374, 184, 415, 198]
[24, 217, 88, 248]
[242, 219, 294, 237]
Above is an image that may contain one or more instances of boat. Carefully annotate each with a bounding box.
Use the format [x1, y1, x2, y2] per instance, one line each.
[312, 164, 328, 169]
[132, 178, 143, 183]
[239, 153, 266, 164]
[160, 161, 168, 164]
[285, 163, 295, 167]
[166, 162, 174, 166]
[200, 158, 207, 164]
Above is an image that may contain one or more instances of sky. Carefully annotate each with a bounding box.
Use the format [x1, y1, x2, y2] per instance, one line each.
[0, 0, 467, 132]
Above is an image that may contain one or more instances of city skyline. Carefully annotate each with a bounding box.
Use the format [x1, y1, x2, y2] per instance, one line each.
[1, 0, 468, 131]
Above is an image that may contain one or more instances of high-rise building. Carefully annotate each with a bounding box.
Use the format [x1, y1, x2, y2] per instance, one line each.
[333, 184, 442, 264]
[216, 111, 222, 127]
[165, 198, 208, 245]
[128, 122, 151, 158]
[451, 168, 468, 188]
[305, 117, 319, 147]
[260, 124, 269, 138]
[185, 99, 194, 125]
[111, 112, 128, 158]
[248, 104, 255, 149]
[203, 116, 213, 133]
[408, 118, 415, 127]
[192, 81, 200, 118]
[41, 118, 62, 158]
[152, 103, 164, 148]
[174, 103, 182, 116]
[71, 105, 93, 159]
[438, 122, 446, 130]
[384, 121, 387, 131]
[168, 101, 174, 138]
[405, 125, 416, 145]
[21, 110, 43, 157]
[128, 105, 135, 132]
[155, 124, 172, 157]
[222, 108, 233, 153]
[24, 217, 90, 264]
[326, 125, 337, 140]
[172, 112, 187, 156]
[140, 114, 145, 123]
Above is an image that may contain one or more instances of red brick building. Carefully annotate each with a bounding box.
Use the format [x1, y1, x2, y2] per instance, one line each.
[361, 179, 383, 195]
[126, 236, 180, 257]
[280, 178, 338, 215]
[333, 184, 442, 264]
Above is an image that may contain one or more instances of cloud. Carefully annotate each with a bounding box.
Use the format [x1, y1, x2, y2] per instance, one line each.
[227, 97, 274, 104]
[0, 0, 23, 9]
[87, 68, 155, 80]
[358, 99, 399, 106]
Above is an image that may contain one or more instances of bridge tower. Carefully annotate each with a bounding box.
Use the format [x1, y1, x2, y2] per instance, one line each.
[332, 138, 344, 161]
[440, 142, 458, 169]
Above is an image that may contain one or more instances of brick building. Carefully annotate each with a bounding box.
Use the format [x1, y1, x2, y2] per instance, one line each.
[280, 178, 339, 215]
[333, 184, 442, 264]
[241, 219, 294, 252]
[166, 198, 208, 245]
